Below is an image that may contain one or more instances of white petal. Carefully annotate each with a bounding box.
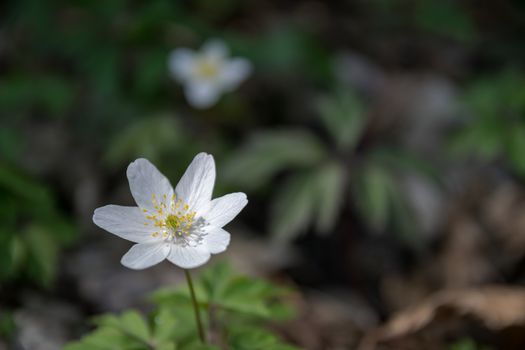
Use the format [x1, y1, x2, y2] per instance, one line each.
[167, 244, 211, 269]
[202, 39, 228, 61]
[203, 225, 231, 254]
[127, 158, 174, 212]
[121, 242, 171, 270]
[184, 80, 221, 109]
[93, 205, 156, 243]
[175, 153, 216, 213]
[168, 48, 195, 82]
[204, 192, 248, 228]
[219, 58, 252, 91]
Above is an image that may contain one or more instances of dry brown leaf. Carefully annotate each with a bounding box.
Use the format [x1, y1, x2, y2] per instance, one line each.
[359, 286, 525, 350]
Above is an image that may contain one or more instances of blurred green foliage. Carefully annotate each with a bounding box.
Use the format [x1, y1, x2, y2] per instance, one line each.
[0, 164, 75, 287]
[1, 0, 523, 287]
[225, 88, 434, 242]
[65, 262, 298, 350]
[450, 70, 525, 177]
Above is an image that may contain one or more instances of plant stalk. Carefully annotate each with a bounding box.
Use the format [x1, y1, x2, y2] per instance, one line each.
[184, 269, 206, 343]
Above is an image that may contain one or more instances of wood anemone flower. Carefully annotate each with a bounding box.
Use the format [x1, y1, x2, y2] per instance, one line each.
[93, 153, 248, 270]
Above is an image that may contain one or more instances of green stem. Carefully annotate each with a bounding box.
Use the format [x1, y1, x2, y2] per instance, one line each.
[184, 269, 206, 343]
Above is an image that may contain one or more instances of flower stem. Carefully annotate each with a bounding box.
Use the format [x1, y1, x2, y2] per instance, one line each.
[184, 269, 206, 343]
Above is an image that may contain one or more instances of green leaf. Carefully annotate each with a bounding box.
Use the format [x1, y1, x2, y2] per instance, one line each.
[68, 264, 298, 350]
[64, 327, 138, 350]
[153, 308, 178, 343]
[199, 261, 235, 302]
[355, 164, 393, 232]
[314, 161, 346, 234]
[317, 89, 366, 150]
[270, 171, 318, 242]
[152, 262, 294, 322]
[219, 278, 273, 317]
[95, 310, 151, 344]
[230, 327, 278, 349]
[228, 326, 299, 350]
[121, 310, 151, 343]
[224, 130, 326, 190]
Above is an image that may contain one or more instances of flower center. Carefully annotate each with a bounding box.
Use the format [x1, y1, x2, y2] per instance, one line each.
[165, 212, 195, 237]
[143, 193, 204, 245]
[194, 58, 220, 79]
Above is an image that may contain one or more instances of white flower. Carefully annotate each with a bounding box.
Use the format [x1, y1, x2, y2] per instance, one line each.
[93, 153, 248, 270]
[168, 39, 252, 109]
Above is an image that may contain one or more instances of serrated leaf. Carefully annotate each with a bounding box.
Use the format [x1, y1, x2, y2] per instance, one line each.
[265, 302, 296, 321]
[67, 264, 298, 350]
[95, 310, 151, 344]
[224, 130, 326, 190]
[64, 327, 136, 350]
[229, 327, 278, 349]
[151, 305, 197, 341]
[153, 308, 178, 343]
[199, 261, 234, 302]
[228, 326, 298, 350]
[120, 310, 152, 343]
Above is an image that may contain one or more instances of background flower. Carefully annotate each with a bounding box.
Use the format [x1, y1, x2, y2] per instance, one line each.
[168, 39, 252, 109]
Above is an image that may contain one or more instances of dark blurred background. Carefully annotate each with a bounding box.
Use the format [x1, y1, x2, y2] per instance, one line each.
[2, 0, 525, 349]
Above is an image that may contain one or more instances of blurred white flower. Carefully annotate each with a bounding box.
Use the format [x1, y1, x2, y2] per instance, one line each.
[93, 153, 248, 270]
[168, 39, 252, 109]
